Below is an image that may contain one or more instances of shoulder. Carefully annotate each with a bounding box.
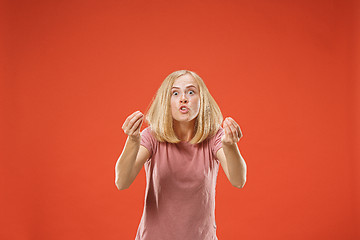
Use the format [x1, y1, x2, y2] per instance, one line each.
[210, 127, 224, 157]
[141, 126, 155, 138]
[141, 126, 160, 145]
[210, 127, 225, 141]
[201, 127, 224, 145]
[140, 126, 159, 158]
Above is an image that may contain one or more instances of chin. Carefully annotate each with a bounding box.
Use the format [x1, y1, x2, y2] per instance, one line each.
[174, 116, 196, 123]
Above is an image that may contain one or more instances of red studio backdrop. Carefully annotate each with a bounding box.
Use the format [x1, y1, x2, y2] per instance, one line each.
[1, 0, 359, 239]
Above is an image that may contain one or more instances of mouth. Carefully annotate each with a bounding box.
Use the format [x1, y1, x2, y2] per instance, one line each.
[179, 106, 189, 114]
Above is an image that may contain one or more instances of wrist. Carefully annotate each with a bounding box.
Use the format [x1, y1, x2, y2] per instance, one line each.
[221, 140, 237, 147]
[128, 135, 141, 143]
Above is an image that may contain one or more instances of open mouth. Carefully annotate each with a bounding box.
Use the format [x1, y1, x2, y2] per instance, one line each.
[179, 106, 189, 113]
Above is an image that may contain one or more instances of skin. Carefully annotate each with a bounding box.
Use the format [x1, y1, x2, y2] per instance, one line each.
[170, 74, 201, 142]
[217, 117, 247, 188]
[169, 74, 246, 189]
[115, 110, 146, 190]
[115, 75, 247, 190]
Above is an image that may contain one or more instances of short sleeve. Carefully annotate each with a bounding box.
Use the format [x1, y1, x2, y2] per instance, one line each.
[140, 126, 156, 159]
[212, 127, 225, 160]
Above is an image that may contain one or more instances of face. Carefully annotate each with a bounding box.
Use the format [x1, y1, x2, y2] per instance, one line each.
[170, 74, 201, 124]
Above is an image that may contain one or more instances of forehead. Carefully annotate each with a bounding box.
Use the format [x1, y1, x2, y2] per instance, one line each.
[172, 74, 199, 88]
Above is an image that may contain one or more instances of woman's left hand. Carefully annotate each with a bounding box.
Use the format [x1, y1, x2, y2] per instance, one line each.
[221, 117, 243, 145]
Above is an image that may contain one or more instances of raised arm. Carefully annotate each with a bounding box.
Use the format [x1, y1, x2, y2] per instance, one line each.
[216, 117, 247, 189]
[115, 111, 150, 190]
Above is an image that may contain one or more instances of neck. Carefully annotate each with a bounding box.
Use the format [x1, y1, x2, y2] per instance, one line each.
[173, 119, 196, 142]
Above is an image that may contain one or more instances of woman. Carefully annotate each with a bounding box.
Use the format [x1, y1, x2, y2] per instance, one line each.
[115, 70, 247, 240]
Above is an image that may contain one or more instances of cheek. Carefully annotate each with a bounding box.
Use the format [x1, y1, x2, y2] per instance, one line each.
[170, 98, 177, 111]
[193, 97, 201, 112]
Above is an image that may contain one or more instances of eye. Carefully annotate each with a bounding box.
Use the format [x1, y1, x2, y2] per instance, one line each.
[188, 90, 194, 95]
[172, 91, 178, 96]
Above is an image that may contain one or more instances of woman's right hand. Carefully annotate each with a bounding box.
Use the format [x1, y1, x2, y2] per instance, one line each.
[122, 111, 144, 141]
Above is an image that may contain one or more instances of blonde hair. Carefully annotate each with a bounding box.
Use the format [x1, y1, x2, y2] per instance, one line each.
[145, 70, 223, 144]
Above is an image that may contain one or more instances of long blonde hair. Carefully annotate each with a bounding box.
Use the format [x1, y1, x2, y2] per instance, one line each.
[145, 70, 223, 144]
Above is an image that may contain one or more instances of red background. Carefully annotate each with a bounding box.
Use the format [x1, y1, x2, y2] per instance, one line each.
[1, 0, 359, 239]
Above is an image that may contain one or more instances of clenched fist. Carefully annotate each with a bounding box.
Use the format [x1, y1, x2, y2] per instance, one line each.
[122, 111, 144, 141]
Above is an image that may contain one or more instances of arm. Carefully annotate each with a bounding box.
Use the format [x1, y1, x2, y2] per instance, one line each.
[216, 144, 247, 188]
[115, 138, 150, 190]
[216, 117, 247, 188]
[114, 111, 150, 190]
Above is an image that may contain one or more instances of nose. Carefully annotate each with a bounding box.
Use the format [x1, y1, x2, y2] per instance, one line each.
[180, 94, 188, 104]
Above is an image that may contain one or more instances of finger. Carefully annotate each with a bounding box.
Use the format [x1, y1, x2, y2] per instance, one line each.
[225, 123, 233, 140]
[237, 126, 242, 139]
[122, 111, 141, 129]
[228, 117, 242, 138]
[223, 120, 230, 134]
[227, 122, 238, 142]
[228, 120, 239, 136]
[132, 116, 144, 133]
[222, 119, 227, 128]
[124, 115, 142, 134]
[222, 119, 228, 128]
[228, 117, 240, 142]
[123, 112, 143, 130]
[128, 114, 143, 134]
[223, 122, 229, 136]
[123, 114, 142, 136]
[227, 117, 239, 128]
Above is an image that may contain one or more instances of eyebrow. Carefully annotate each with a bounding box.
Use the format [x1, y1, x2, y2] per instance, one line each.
[171, 85, 198, 89]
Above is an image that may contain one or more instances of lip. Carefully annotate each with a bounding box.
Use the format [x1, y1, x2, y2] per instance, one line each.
[179, 105, 189, 113]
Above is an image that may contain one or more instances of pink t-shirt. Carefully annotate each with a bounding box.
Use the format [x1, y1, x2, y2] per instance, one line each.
[135, 126, 225, 240]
